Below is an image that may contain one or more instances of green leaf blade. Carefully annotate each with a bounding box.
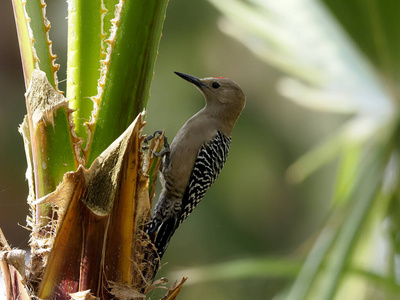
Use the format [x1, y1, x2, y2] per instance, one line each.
[103, 0, 120, 42]
[25, 70, 79, 232]
[172, 256, 301, 285]
[25, 0, 59, 89]
[87, 0, 169, 166]
[67, 0, 103, 142]
[322, 0, 400, 100]
[12, 0, 35, 88]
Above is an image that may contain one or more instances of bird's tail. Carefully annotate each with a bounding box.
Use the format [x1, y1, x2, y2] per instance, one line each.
[146, 217, 178, 259]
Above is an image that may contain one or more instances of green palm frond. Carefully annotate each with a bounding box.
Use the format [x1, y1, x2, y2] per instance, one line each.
[204, 0, 400, 299]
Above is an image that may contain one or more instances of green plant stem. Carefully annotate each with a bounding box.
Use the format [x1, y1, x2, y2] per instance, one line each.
[67, 0, 102, 143]
[87, 0, 169, 166]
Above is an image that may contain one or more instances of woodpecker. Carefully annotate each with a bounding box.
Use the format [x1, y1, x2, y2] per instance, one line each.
[146, 71, 245, 259]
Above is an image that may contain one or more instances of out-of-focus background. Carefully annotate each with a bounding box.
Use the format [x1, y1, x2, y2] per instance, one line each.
[2, 0, 397, 299]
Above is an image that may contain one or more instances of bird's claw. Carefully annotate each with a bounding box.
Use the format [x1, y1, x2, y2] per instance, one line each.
[151, 147, 170, 157]
[143, 130, 171, 158]
[144, 130, 164, 144]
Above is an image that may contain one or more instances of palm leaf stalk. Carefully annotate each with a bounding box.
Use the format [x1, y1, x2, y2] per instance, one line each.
[1, 0, 187, 298]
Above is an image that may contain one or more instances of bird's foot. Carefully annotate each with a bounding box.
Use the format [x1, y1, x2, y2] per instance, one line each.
[151, 135, 170, 157]
[143, 130, 171, 158]
[144, 130, 164, 144]
[151, 147, 170, 157]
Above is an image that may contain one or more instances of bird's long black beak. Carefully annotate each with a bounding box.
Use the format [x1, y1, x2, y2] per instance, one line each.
[174, 71, 207, 89]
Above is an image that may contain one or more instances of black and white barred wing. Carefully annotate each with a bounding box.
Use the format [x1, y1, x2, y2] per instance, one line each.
[178, 131, 231, 225]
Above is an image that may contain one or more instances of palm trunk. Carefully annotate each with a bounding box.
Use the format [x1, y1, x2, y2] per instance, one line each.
[1, 0, 187, 298]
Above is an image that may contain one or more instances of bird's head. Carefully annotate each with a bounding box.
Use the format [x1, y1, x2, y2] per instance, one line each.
[174, 71, 246, 128]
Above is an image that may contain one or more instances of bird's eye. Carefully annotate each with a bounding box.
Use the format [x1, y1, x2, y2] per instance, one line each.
[211, 82, 220, 89]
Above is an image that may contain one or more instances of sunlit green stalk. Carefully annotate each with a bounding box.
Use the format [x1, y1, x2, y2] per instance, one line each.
[67, 0, 103, 143]
[86, 0, 169, 166]
[24, 0, 59, 89]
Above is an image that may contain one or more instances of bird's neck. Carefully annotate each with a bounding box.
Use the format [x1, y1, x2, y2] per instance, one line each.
[203, 104, 238, 137]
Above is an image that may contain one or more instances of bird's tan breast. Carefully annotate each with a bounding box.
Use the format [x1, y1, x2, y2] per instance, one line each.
[164, 113, 218, 192]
